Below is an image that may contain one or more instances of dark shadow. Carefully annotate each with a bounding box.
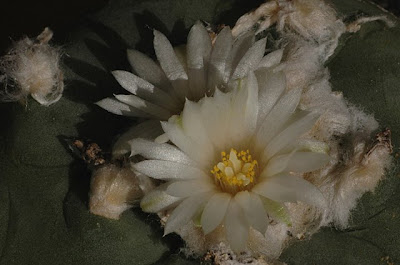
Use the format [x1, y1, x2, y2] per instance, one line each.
[133, 10, 190, 57]
[132, 208, 188, 264]
[63, 58, 123, 103]
[64, 57, 115, 85]
[133, 10, 169, 56]
[83, 19, 130, 71]
[84, 39, 127, 71]
[85, 19, 129, 54]
[62, 21, 132, 146]
[0, 103, 17, 147]
[214, 0, 265, 27]
[63, 160, 91, 224]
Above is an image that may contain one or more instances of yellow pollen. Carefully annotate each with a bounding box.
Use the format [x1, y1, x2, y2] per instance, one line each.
[210, 148, 258, 193]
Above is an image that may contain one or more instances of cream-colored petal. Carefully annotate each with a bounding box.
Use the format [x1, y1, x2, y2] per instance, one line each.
[198, 89, 232, 151]
[252, 174, 326, 208]
[250, 192, 269, 234]
[133, 160, 207, 180]
[187, 21, 212, 69]
[112, 120, 163, 158]
[112, 70, 177, 111]
[225, 199, 249, 253]
[253, 88, 302, 153]
[258, 49, 284, 69]
[232, 38, 266, 79]
[255, 69, 286, 124]
[259, 196, 291, 226]
[228, 73, 258, 144]
[278, 138, 330, 155]
[129, 138, 196, 166]
[261, 111, 320, 162]
[161, 118, 215, 168]
[166, 179, 215, 198]
[181, 99, 214, 153]
[186, 24, 209, 100]
[283, 152, 330, 173]
[243, 72, 259, 135]
[127, 49, 172, 92]
[235, 191, 268, 235]
[208, 27, 233, 90]
[225, 30, 254, 79]
[95, 98, 152, 118]
[200, 192, 231, 234]
[114, 94, 171, 120]
[262, 151, 295, 177]
[153, 30, 188, 81]
[188, 68, 207, 100]
[140, 183, 182, 213]
[164, 191, 213, 235]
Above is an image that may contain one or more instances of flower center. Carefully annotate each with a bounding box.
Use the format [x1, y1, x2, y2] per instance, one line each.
[210, 148, 258, 193]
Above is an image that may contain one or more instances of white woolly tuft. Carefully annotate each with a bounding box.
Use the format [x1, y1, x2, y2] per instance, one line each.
[0, 27, 64, 106]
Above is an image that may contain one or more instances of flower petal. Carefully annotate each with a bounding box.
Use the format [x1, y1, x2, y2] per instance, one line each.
[153, 30, 188, 81]
[162, 117, 215, 168]
[129, 138, 196, 166]
[154, 30, 188, 101]
[114, 94, 171, 120]
[262, 150, 296, 177]
[181, 99, 214, 153]
[253, 88, 302, 153]
[232, 38, 266, 79]
[278, 138, 330, 155]
[226, 30, 254, 78]
[133, 160, 207, 180]
[225, 199, 249, 253]
[261, 111, 320, 161]
[284, 152, 330, 174]
[112, 120, 163, 158]
[166, 179, 215, 198]
[140, 183, 182, 213]
[228, 72, 258, 144]
[208, 27, 233, 90]
[127, 49, 172, 92]
[255, 69, 286, 124]
[187, 21, 212, 69]
[112, 70, 177, 111]
[187, 23, 212, 99]
[252, 174, 326, 208]
[259, 196, 291, 226]
[95, 97, 152, 118]
[200, 192, 231, 234]
[258, 49, 284, 69]
[235, 191, 268, 235]
[164, 191, 213, 235]
[198, 89, 232, 151]
[263, 150, 330, 177]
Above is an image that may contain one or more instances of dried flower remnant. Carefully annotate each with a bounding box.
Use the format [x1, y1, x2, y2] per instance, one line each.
[62, 137, 154, 220]
[71, 139, 106, 167]
[89, 164, 153, 220]
[0, 27, 64, 106]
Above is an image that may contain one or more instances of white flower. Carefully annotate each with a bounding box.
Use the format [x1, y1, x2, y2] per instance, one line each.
[132, 69, 330, 253]
[96, 21, 284, 156]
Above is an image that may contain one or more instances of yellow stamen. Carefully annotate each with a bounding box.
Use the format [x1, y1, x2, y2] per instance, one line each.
[210, 148, 258, 194]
